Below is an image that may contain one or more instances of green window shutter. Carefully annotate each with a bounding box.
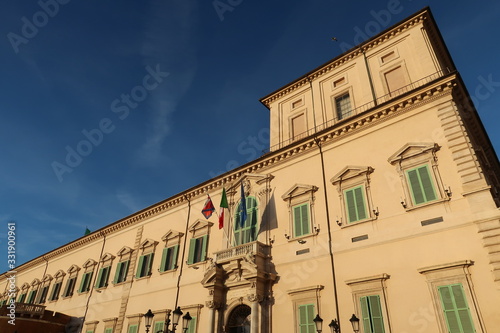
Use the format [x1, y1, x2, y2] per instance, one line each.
[345, 189, 358, 223]
[171, 245, 179, 270]
[114, 262, 123, 284]
[187, 238, 196, 264]
[345, 186, 367, 223]
[27, 290, 37, 304]
[438, 284, 475, 333]
[354, 187, 367, 220]
[154, 321, 165, 333]
[407, 165, 437, 205]
[200, 235, 208, 262]
[160, 248, 169, 272]
[136, 255, 145, 278]
[128, 325, 138, 333]
[104, 328, 113, 333]
[95, 268, 104, 288]
[187, 316, 197, 333]
[360, 295, 385, 333]
[293, 203, 309, 237]
[298, 303, 315, 333]
[146, 253, 154, 276]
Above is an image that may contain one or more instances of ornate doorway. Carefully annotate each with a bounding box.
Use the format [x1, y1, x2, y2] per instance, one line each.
[227, 304, 251, 333]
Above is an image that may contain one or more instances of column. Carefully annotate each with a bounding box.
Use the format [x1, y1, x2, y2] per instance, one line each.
[247, 294, 263, 333]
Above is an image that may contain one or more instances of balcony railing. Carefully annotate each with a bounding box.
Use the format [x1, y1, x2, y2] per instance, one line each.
[214, 241, 270, 264]
[0, 302, 46, 316]
[265, 68, 452, 153]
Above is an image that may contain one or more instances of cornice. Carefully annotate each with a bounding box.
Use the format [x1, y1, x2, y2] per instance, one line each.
[2, 74, 457, 278]
[260, 12, 427, 107]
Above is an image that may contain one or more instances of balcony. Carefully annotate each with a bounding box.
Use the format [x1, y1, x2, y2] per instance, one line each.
[0, 302, 46, 317]
[214, 241, 270, 264]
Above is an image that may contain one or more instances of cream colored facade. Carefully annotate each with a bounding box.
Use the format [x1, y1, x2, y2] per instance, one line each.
[2, 7, 500, 333]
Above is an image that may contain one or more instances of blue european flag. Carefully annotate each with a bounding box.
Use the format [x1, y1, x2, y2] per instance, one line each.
[240, 183, 247, 227]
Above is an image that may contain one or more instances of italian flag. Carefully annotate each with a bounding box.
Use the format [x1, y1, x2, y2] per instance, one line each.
[219, 188, 228, 229]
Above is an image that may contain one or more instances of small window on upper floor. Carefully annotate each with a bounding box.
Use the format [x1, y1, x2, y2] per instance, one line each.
[291, 98, 303, 110]
[62, 265, 80, 298]
[114, 246, 133, 284]
[333, 77, 346, 88]
[95, 253, 115, 289]
[334, 92, 352, 121]
[78, 259, 97, 294]
[36, 275, 52, 304]
[187, 219, 213, 265]
[381, 51, 396, 64]
[291, 113, 307, 141]
[282, 184, 319, 240]
[136, 239, 158, 279]
[384, 65, 408, 97]
[160, 230, 183, 272]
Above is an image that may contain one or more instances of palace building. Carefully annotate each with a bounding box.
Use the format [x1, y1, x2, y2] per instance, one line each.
[2, 7, 500, 333]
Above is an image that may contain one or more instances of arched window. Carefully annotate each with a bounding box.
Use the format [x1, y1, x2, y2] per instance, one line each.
[234, 196, 258, 246]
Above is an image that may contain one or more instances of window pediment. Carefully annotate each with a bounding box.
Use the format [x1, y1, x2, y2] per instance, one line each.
[42, 274, 53, 283]
[281, 184, 318, 201]
[100, 252, 116, 262]
[21, 283, 30, 290]
[331, 166, 374, 184]
[31, 278, 41, 287]
[68, 264, 80, 274]
[189, 219, 214, 233]
[388, 143, 440, 165]
[54, 270, 66, 279]
[117, 246, 134, 256]
[162, 230, 184, 242]
[139, 238, 159, 250]
[83, 259, 97, 269]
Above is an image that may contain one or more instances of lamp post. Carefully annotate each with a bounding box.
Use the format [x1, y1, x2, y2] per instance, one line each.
[349, 314, 360, 333]
[328, 319, 340, 333]
[313, 314, 323, 333]
[144, 306, 192, 333]
[144, 309, 155, 333]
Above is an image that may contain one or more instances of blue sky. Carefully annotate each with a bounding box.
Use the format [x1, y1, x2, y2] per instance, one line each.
[1, 0, 499, 272]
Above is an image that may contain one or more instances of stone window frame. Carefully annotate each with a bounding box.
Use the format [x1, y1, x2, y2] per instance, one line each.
[388, 143, 449, 211]
[95, 252, 115, 290]
[18, 282, 30, 303]
[187, 219, 213, 266]
[114, 246, 134, 285]
[159, 230, 184, 273]
[346, 274, 392, 333]
[332, 87, 355, 122]
[181, 304, 204, 333]
[126, 313, 143, 333]
[287, 285, 324, 333]
[78, 259, 97, 294]
[135, 239, 158, 280]
[36, 274, 53, 304]
[379, 59, 411, 97]
[26, 278, 41, 304]
[62, 264, 80, 298]
[49, 269, 66, 302]
[378, 47, 400, 66]
[418, 260, 485, 333]
[281, 184, 319, 241]
[84, 320, 99, 333]
[103, 317, 118, 333]
[331, 166, 377, 227]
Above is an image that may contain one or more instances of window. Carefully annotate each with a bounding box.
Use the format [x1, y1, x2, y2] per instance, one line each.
[384, 65, 408, 96]
[153, 321, 165, 333]
[335, 93, 352, 120]
[114, 260, 130, 284]
[26, 290, 37, 304]
[105, 328, 114, 333]
[438, 284, 475, 333]
[418, 260, 482, 333]
[37, 285, 50, 304]
[344, 185, 368, 223]
[63, 277, 76, 297]
[234, 196, 258, 245]
[186, 316, 197, 333]
[17, 292, 26, 303]
[360, 295, 386, 333]
[187, 236, 208, 264]
[127, 325, 138, 333]
[291, 113, 307, 141]
[388, 143, 447, 210]
[79, 271, 93, 293]
[136, 253, 154, 278]
[160, 245, 179, 272]
[346, 274, 391, 333]
[298, 303, 316, 333]
[49, 281, 62, 301]
[95, 266, 111, 289]
[406, 165, 437, 205]
[293, 203, 310, 237]
[380, 51, 396, 64]
[332, 167, 375, 226]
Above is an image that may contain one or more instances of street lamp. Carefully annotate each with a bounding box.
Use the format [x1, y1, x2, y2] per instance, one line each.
[144, 309, 155, 333]
[349, 314, 360, 333]
[182, 312, 193, 332]
[328, 319, 340, 333]
[313, 314, 323, 333]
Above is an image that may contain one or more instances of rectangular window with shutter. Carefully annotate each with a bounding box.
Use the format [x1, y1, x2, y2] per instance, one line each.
[406, 165, 437, 205]
[63, 277, 76, 297]
[26, 290, 37, 304]
[344, 185, 368, 223]
[160, 245, 179, 272]
[187, 235, 208, 265]
[114, 260, 130, 284]
[136, 253, 154, 278]
[293, 203, 310, 238]
[298, 303, 316, 333]
[18, 293, 26, 303]
[335, 93, 352, 120]
[37, 285, 49, 304]
[438, 284, 475, 333]
[95, 266, 111, 288]
[153, 321, 165, 333]
[49, 281, 62, 301]
[360, 295, 385, 333]
[78, 271, 93, 293]
[104, 328, 114, 333]
[127, 325, 138, 333]
[187, 316, 197, 333]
